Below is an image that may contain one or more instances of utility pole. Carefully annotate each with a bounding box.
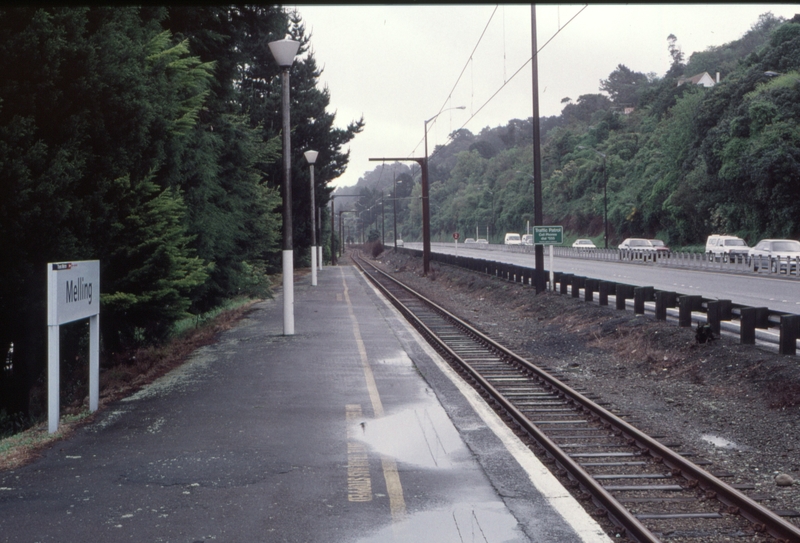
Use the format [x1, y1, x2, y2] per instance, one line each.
[531, 6, 545, 293]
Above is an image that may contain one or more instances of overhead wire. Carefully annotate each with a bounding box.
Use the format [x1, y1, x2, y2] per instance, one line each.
[409, 5, 499, 157]
[456, 4, 588, 132]
[409, 4, 588, 158]
[434, 5, 498, 125]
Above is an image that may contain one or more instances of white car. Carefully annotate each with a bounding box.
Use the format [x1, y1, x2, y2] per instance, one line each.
[476, 238, 488, 244]
[464, 238, 476, 244]
[521, 234, 534, 245]
[618, 238, 655, 251]
[504, 233, 521, 245]
[395, 239, 404, 247]
[572, 239, 596, 250]
[706, 234, 749, 261]
[749, 239, 800, 272]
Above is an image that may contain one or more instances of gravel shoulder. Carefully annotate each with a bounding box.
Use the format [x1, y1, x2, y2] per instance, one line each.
[368, 249, 800, 533]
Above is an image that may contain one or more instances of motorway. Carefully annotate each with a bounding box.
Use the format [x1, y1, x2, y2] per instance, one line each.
[406, 242, 800, 316]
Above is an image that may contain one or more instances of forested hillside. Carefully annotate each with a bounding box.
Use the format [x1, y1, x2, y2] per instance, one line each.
[341, 12, 800, 248]
[0, 6, 361, 423]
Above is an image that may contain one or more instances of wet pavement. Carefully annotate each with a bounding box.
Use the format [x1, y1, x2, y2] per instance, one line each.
[0, 263, 610, 542]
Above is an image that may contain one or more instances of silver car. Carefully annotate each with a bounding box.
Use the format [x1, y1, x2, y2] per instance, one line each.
[749, 239, 800, 272]
[572, 239, 596, 250]
[618, 238, 655, 251]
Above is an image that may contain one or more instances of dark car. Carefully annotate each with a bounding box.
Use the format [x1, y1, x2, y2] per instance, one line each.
[649, 239, 670, 256]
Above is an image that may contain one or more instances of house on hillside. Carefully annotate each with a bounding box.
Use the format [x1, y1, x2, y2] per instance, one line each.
[677, 71, 720, 87]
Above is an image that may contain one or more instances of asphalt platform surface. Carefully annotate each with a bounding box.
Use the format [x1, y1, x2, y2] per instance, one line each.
[0, 261, 611, 543]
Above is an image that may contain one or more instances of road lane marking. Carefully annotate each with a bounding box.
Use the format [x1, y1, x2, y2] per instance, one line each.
[346, 404, 372, 502]
[340, 269, 407, 522]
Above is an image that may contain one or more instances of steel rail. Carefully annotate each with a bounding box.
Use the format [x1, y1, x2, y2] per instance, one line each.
[353, 252, 800, 543]
[353, 254, 658, 542]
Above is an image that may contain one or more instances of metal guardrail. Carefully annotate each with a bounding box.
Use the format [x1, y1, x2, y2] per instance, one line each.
[431, 242, 800, 279]
[395, 246, 800, 356]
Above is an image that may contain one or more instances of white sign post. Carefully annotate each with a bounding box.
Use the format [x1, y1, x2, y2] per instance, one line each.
[47, 261, 100, 433]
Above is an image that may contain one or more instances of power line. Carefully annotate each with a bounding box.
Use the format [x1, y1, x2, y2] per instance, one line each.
[457, 4, 588, 132]
[410, 4, 588, 159]
[408, 5, 499, 158]
[437, 5, 499, 119]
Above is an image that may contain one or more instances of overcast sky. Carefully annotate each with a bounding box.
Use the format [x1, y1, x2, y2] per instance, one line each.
[292, 4, 800, 188]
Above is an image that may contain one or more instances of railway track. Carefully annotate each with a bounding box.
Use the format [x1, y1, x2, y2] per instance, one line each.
[352, 252, 800, 543]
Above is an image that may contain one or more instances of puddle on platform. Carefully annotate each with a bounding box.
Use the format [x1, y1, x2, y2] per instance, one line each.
[701, 434, 748, 450]
[352, 501, 527, 543]
[376, 352, 415, 367]
[352, 403, 468, 469]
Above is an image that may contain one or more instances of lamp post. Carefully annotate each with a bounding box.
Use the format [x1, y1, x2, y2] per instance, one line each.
[484, 187, 494, 241]
[394, 176, 399, 248]
[600, 154, 608, 249]
[269, 37, 300, 335]
[329, 194, 360, 265]
[331, 198, 335, 265]
[392, 176, 404, 249]
[339, 209, 357, 253]
[304, 150, 319, 286]
[317, 207, 323, 270]
[578, 146, 608, 249]
[423, 106, 465, 274]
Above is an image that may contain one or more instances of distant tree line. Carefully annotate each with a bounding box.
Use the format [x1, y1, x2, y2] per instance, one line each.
[0, 6, 362, 424]
[348, 12, 800, 248]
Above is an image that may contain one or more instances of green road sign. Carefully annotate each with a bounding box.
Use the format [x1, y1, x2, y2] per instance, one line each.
[533, 225, 563, 245]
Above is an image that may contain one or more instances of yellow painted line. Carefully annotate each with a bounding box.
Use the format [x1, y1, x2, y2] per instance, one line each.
[346, 404, 372, 502]
[340, 268, 407, 522]
[362, 278, 613, 543]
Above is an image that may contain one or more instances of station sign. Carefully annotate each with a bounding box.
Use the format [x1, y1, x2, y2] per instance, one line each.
[47, 260, 100, 326]
[46, 260, 100, 433]
[533, 226, 563, 245]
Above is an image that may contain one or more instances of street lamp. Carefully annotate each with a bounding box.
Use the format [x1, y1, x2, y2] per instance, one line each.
[578, 146, 608, 249]
[392, 176, 405, 249]
[516, 171, 534, 236]
[317, 207, 323, 271]
[483, 187, 494, 242]
[269, 37, 300, 335]
[423, 106, 465, 274]
[304, 150, 319, 286]
[330, 198, 335, 266]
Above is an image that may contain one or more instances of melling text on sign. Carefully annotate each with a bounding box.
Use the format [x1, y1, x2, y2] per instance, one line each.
[47, 261, 100, 326]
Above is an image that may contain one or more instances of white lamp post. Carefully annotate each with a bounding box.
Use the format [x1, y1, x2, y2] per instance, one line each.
[317, 207, 323, 271]
[304, 150, 319, 286]
[269, 37, 300, 335]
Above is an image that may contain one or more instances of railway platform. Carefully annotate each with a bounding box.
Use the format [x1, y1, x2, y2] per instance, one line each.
[0, 261, 610, 542]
